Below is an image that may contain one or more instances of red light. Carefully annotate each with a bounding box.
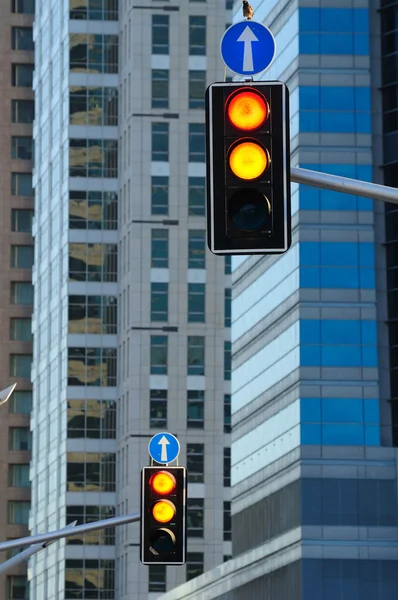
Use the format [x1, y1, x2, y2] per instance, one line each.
[150, 471, 176, 495]
[227, 89, 269, 131]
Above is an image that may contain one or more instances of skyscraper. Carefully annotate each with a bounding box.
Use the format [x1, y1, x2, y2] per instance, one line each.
[154, 1, 398, 599]
[0, 1, 35, 599]
[29, 1, 231, 599]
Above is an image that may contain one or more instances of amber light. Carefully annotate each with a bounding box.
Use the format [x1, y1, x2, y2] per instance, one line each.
[150, 471, 176, 495]
[152, 500, 176, 524]
[229, 141, 269, 181]
[227, 90, 269, 131]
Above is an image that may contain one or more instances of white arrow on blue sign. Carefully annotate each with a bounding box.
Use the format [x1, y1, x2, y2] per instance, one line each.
[221, 20, 276, 77]
[148, 432, 180, 464]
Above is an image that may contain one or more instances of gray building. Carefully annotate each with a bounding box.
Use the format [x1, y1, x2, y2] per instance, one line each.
[155, 0, 398, 599]
[29, 0, 231, 599]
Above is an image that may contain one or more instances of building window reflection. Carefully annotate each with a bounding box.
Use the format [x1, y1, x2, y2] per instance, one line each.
[68, 243, 117, 282]
[70, 87, 118, 126]
[67, 399, 116, 439]
[69, 139, 118, 178]
[68, 295, 117, 334]
[66, 452, 116, 492]
[69, 191, 117, 230]
[65, 559, 115, 598]
[70, 0, 118, 21]
[67, 347, 117, 387]
[69, 33, 118, 73]
[66, 506, 115, 545]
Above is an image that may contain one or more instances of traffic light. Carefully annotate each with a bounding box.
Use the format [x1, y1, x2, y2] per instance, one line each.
[140, 466, 187, 565]
[205, 81, 291, 255]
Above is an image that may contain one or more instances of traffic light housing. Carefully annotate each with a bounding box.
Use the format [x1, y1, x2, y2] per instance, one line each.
[140, 466, 187, 565]
[205, 81, 291, 255]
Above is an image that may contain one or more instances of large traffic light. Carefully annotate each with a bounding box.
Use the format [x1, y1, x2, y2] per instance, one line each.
[205, 81, 291, 255]
[140, 466, 187, 565]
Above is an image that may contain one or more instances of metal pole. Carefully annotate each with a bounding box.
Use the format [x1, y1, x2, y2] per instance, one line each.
[0, 521, 77, 576]
[0, 512, 140, 553]
[291, 167, 398, 206]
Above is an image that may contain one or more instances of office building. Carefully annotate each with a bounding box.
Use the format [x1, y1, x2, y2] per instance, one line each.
[155, 0, 398, 599]
[29, 1, 231, 599]
[0, 1, 35, 600]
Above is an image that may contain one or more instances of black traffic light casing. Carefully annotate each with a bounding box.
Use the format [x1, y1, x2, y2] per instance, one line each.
[205, 81, 291, 255]
[140, 466, 187, 565]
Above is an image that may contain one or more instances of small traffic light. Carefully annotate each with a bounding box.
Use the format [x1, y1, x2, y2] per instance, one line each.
[205, 81, 291, 255]
[140, 466, 187, 565]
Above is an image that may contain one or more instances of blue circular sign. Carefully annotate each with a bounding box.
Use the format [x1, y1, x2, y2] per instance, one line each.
[221, 21, 276, 77]
[148, 432, 180, 465]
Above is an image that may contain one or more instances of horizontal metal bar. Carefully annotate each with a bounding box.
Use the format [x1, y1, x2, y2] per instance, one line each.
[291, 167, 398, 206]
[0, 513, 140, 553]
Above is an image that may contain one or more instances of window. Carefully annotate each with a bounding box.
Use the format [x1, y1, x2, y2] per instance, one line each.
[187, 443, 204, 483]
[70, 0, 119, 20]
[69, 243, 117, 282]
[9, 391, 32, 414]
[152, 69, 169, 109]
[225, 255, 231, 274]
[187, 498, 204, 537]
[70, 33, 118, 73]
[12, 0, 35, 13]
[7, 575, 29, 600]
[68, 295, 117, 334]
[70, 87, 118, 126]
[10, 354, 32, 378]
[186, 552, 204, 581]
[188, 230, 206, 268]
[10, 318, 32, 342]
[151, 229, 169, 268]
[148, 565, 166, 593]
[224, 447, 231, 487]
[12, 141, 27, 176]
[69, 191, 118, 230]
[151, 282, 168, 321]
[8, 465, 30, 487]
[188, 283, 205, 322]
[226, 0, 233, 7]
[12, 172, 33, 196]
[152, 15, 169, 54]
[188, 177, 205, 216]
[12, 209, 33, 233]
[152, 123, 169, 161]
[67, 400, 116, 439]
[224, 394, 231, 433]
[150, 336, 168, 375]
[150, 390, 167, 429]
[189, 16, 206, 55]
[9, 428, 31, 451]
[12, 27, 34, 50]
[65, 559, 115, 598]
[152, 176, 169, 214]
[12, 63, 33, 86]
[69, 139, 118, 178]
[67, 348, 117, 386]
[224, 341, 231, 380]
[67, 452, 116, 492]
[189, 70, 206, 109]
[225, 288, 231, 327]
[187, 336, 205, 375]
[224, 555, 232, 562]
[11, 282, 33, 305]
[66, 506, 115, 545]
[8, 501, 30, 524]
[187, 391, 204, 429]
[189, 123, 205, 162]
[12, 99, 34, 123]
[11, 245, 34, 268]
[223, 501, 231, 540]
